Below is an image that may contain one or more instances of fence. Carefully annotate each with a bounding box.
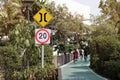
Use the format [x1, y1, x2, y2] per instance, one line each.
[53, 53, 73, 68]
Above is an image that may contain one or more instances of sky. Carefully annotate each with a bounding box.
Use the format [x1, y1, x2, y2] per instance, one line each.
[49, 0, 101, 25]
[0, 0, 101, 25]
[75, 0, 100, 16]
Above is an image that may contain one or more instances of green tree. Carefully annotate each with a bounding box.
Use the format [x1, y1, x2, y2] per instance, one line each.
[0, 0, 57, 80]
[89, 1, 120, 79]
[0, 0, 24, 39]
[44, 1, 86, 50]
[99, 0, 120, 33]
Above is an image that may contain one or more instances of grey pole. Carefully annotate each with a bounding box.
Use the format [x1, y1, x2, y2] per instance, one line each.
[41, 45, 44, 80]
[41, 45, 44, 68]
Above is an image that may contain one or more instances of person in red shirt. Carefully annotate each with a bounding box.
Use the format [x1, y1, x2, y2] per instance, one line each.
[73, 49, 78, 63]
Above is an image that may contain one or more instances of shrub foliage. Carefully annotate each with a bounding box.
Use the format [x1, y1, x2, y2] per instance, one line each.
[90, 36, 120, 80]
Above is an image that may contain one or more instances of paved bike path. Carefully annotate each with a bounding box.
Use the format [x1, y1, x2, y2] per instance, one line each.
[60, 56, 108, 80]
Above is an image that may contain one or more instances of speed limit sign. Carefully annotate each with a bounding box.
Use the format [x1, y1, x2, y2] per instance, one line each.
[35, 28, 51, 44]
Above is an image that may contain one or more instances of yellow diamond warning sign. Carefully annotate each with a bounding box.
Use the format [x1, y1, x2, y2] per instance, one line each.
[33, 8, 53, 28]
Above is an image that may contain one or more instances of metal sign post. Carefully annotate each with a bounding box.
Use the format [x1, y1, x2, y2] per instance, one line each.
[33, 7, 53, 80]
[35, 28, 51, 69]
[41, 45, 44, 68]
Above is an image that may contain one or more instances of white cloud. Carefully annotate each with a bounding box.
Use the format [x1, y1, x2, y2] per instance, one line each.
[49, 0, 91, 25]
[117, 0, 120, 2]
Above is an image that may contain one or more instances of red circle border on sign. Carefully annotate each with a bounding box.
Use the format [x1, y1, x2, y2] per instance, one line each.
[36, 29, 50, 44]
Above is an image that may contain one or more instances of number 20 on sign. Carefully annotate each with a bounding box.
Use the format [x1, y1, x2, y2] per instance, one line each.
[35, 29, 51, 44]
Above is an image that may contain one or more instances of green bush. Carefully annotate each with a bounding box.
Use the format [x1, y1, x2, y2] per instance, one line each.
[90, 36, 120, 61]
[0, 46, 22, 80]
[104, 60, 120, 80]
[90, 35, 120, 79]
[0, 45, 57, 80]
[0, 23, 57, 80]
